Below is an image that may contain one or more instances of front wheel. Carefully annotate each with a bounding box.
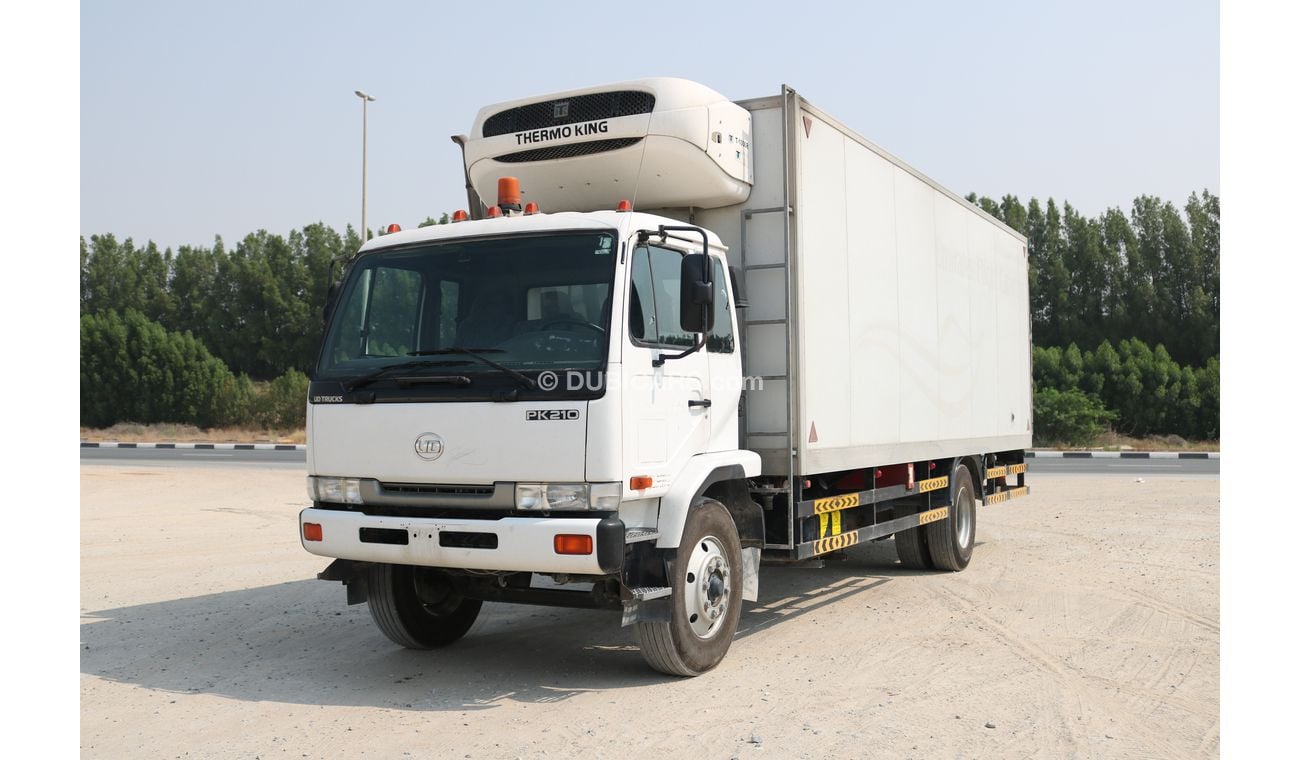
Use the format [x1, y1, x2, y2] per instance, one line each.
[636, 499, 743, 676]
[366, 563, 482, 649]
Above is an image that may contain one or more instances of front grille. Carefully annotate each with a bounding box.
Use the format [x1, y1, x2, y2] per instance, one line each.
[483, 90, 656, 137]
[380, 482, 494, 497]
[495, 137, 643, 164]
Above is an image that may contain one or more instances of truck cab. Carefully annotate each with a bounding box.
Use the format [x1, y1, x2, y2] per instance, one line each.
[302, 204, 762, 675]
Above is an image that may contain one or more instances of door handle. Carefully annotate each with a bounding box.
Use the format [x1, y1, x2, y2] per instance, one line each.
[689, 399, 712, 409]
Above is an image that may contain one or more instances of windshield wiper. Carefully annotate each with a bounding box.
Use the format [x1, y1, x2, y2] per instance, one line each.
[345, 358, 474, 391]
[408, 347, 538, 390]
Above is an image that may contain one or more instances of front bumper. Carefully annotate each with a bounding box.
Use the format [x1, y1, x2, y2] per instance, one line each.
[299, 508, 624, 575]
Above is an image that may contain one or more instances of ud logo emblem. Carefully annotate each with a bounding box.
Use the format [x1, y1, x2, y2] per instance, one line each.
[414, 433, 444, 461]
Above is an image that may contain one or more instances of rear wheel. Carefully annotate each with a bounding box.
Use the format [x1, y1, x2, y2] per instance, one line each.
[894, 514, 935, 570]
[926, 465, 977, 571]
[366, 563, 482, 649]
[636, 499, 743, 676]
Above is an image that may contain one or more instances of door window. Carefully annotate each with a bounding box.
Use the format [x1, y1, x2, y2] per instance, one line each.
[707, 259, 734, 353]
[628, 245, 695, 348]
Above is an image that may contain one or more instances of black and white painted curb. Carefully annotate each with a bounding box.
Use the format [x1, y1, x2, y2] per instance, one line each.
[1027, 450, 1218, 459]
[80, 442, 1215, 458]
[81, 441, 305, 451]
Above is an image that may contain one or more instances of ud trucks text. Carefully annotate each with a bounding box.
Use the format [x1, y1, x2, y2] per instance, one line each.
[300, 78, 1032, 676]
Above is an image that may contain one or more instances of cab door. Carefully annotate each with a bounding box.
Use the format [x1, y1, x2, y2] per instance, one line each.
[622, 243, 711, 491]
[704, 258, 742, 452]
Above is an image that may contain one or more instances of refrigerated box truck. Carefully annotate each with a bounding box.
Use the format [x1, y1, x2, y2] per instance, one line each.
[300, 78, 1032, 676]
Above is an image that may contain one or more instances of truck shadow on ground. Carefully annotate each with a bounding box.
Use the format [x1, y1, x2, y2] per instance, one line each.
[80, 538, 959, 711]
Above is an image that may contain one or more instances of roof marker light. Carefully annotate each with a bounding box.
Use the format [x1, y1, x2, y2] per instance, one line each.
[497, 176, 522, 213]
[524, 202, 539, 215]
[386, 223, 401, 234]
[451, 210, 469, 222]
[616, 199, 633, 212]
[486, 206, 502, 218]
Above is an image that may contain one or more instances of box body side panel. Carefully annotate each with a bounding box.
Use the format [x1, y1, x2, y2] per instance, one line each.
[791, 104, 1031, 475]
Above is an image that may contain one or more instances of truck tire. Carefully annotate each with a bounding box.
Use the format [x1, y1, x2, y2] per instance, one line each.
[894, 516, 934, 570]
[366, 563, 482, 649]
[926, 465, 976, 571]
[636, 499, 743, 676]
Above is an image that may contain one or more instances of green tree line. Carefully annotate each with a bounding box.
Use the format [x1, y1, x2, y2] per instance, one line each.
[965, 190, 1219, 367]
[81, 309, 310, 430]
[961, 189, 1218, 444]
[80, 223, 362, 379]
[80, 193, 1218, 440]
[1032, 339, 1218, 445]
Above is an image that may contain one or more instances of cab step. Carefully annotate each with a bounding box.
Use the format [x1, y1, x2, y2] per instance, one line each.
[625, 527, 660, 544]
[628, 586, 672, 602]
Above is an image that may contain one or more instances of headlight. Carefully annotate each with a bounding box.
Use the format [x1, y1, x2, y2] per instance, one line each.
[515, 482, 621, 511]
[307, 476, 363, 504]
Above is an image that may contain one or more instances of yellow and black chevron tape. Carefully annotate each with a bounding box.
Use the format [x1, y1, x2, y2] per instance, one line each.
[812, 492, 861, 514]
[986, 464, 1026, 480]
[984, 486, 1029, 505]
[918, 476, 949, 493]
[813, 532, 860, 555]
[917, 506, 949, 525]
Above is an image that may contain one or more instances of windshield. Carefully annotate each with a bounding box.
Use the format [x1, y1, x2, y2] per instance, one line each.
[316, 231, 616, 387]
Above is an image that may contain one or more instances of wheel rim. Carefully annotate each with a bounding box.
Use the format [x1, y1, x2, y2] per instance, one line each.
[955, 484, 973, 549]
[683, 534, 731, 639]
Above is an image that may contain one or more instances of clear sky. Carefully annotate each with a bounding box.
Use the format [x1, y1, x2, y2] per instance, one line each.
[80, 0, 1218, 251]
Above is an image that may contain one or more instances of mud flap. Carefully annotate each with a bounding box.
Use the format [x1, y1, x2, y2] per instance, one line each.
[317, 559, 369, 605]
[621, 597, 671, 627]
[742, 547, 760, 602]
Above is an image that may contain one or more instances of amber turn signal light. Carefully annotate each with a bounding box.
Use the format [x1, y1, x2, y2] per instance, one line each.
[553, 534, 593, 555]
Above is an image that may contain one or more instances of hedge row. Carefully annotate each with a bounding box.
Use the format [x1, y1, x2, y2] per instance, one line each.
[81, 309, 309, 429]
[1033, 338, 1218, 443]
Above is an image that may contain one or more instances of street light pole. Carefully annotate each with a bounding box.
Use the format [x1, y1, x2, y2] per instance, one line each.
[355, 89, 376, 246]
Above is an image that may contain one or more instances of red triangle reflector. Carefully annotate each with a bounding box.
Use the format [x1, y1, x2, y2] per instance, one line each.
[808, 421, 818, 443]
[802, 115, 812, 138]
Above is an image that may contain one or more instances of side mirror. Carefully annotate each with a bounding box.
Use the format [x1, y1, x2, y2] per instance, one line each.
[728, 265, 748, 308]
[323, 280, 342, 324]
[679, 253, 714, 334]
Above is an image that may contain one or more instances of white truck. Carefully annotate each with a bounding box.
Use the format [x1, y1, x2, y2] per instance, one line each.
[300, 78, 1032, 676]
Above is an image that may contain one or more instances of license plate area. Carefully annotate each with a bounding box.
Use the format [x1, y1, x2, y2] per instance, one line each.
[358, 527, 409, 545]
[438, 531, 499, 549]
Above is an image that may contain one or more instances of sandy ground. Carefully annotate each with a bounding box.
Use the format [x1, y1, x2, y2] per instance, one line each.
[81, 465, 1219, 758]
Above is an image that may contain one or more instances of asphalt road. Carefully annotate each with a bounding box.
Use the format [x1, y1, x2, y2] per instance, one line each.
[79, 446, 306, 468]
[1027, 456, 1219, 477]
[79, 446, 1219, 476]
